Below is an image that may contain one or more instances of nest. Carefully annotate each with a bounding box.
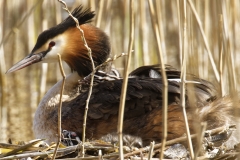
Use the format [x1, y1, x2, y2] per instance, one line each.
[0, 125, 239, 160]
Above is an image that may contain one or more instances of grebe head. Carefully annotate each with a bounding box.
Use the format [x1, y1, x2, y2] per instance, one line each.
[6, 5, 110, 77]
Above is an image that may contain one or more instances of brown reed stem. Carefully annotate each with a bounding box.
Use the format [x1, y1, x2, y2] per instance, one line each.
[147, 0, 168, 159]
[180, 0, 194, 159]
[51, 54, 66, 160]
[117, 1, 134, 160]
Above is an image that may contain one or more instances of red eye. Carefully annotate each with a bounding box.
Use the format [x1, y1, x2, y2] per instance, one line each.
[49, 41, 55, 48]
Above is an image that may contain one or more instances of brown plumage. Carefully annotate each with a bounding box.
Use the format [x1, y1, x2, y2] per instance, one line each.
[40, 65, 216, 145]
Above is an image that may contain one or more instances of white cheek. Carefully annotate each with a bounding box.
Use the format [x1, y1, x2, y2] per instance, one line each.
[42, 46, 63, 63]
[40, 34, 66, 63]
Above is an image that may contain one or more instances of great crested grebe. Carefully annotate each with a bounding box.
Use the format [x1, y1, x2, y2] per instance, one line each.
[6, 5, 239, 148]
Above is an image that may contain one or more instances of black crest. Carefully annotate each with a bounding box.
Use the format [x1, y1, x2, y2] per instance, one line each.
[60, 5, 95, 29]
[32, 5, 95, 53]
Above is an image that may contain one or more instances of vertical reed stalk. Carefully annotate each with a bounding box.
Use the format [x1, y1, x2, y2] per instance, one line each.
[51, 54, 66, 160]
[147, 0, 168, 159]
[117, 1, 134, 159]
[181, 0, 194, 159]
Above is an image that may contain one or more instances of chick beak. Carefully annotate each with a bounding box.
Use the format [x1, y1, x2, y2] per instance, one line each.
[6, 53, 43, 74]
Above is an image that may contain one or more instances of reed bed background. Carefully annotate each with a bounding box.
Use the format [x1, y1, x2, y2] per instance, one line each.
[0, 0, 240, 145]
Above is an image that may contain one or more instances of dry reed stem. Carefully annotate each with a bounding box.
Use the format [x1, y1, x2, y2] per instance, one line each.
[180, 0, 194, 159]
[148, 141, 155, 160]
[0, 146, 78, 160]
[98, 150, 102, 160]
[187, 0, 220, 82]
[0, 25, 7, 143]
[177, 0, 183, 66]
[117, 1, 134, 160]
[95, 0, 104, 28]
[57, 0, 95, 157]
[221, 0, 237, 94]
[0, 143, 45, 150]
[0, 139, 43, 158]
[33, 143, 57, 159]
[147, 0, 168, 159]
[51, 54, 66, 160]
[94, 53, 127, 71]
[218, 14, 224, 97]
[194, 122, 207, 160]
[39, 0, 49, 106]
[139, 0, 149, 65]
[156, 1, 166, 62]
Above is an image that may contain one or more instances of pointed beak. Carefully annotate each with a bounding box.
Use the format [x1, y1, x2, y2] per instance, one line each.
[6, 53, 43, 74]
